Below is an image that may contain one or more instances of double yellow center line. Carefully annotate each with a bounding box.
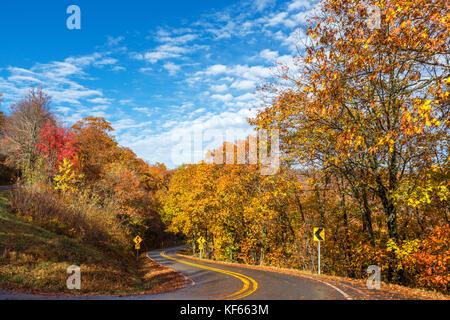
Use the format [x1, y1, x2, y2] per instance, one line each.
[160, 251, 258, 300]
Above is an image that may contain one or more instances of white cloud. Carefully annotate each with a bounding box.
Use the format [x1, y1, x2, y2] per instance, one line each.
[219, 76, 234, 82]
[133, 107, 149, 112]
[197, 64, 271, 81]
[156, 29, 171, 38]
[106, 36, 125, 46]
[0, 51, 130, 129]
[111, 65, 126, 72]
[193, 108, 206, 113]
[92, 105, 109, 111]
[156, 33, 198, 44]
[210, 84, 228, 92]
[113, 118, 153, 131]
[235, 92, 255, 101]
[123, 108, 257, 168]
[65, 53, 102, 67]
[232, 65, 271, 81]
[135, 43, 207, 64]
[230, 80, 255, 90]
[132, 107, 154, 117]
[260, 49, 279, 61]
[167, 102, 195, 112]
[94, 58, 118, 66]
[143, 50, 182, 64]
[267, 11, 290, 26]
[0, 55, 108, 106]
[55, 106, 72, 113]
[287, 0, 311, 11]
[7, 75, 43, 84]
[139, 67, 153, 73]
[133, 44, 190, 64]
[254, 0, 276, 12]
[208, 20, 235, 40]
[211, 93, 233, 102]
[88, 97, 113, 104]
[163, 62, 181, 76]
[203, 64, 228, 75]
[119, 99, 133, 105]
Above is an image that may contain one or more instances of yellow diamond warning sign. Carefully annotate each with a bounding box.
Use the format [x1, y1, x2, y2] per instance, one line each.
[133, 235, 142, 244]
[197, 236, 206, 250]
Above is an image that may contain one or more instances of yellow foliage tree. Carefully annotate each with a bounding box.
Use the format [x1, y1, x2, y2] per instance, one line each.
[53, 158, 79, 193]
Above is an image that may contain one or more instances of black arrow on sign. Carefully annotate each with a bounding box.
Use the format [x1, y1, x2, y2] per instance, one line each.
[315, 228, 323, 241]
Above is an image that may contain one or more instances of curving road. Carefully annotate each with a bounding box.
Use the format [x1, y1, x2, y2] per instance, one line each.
[0, 245, 351, 300]
[147, 246, 348, 300]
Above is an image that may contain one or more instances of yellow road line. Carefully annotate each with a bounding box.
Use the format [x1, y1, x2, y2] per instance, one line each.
[160, 251, 258, 300]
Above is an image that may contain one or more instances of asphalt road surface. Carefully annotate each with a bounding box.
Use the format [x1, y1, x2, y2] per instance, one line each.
[0, 246, 349, 300]
[147, 246, 348, 300]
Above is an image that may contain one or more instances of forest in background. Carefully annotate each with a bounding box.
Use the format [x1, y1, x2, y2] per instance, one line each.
[161, 0, 449, 294]
[0, 0, 448, 294]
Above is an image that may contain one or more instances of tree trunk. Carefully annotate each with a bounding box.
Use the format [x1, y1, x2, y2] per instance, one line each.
[361, 186, 375, 246]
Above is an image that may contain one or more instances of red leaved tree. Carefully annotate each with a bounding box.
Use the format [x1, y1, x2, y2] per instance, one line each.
[37, 121, 79, 175]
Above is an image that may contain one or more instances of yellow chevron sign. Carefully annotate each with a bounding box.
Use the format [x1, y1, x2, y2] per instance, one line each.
[313, 228, 325, 241]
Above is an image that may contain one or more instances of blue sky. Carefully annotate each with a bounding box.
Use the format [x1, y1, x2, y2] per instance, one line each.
[0, 0, 316, 168]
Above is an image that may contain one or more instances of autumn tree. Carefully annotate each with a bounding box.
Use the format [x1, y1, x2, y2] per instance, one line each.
[250, 0, 449, 283]
[1, 88, 55, 174]
[253, 0, 448, 235]
[0, 93, 15, 184]
[0, 93, 4, 130]
[162, 137, 306, 266]
[37, 121, 79, 175]
[71, 117, 120, 182]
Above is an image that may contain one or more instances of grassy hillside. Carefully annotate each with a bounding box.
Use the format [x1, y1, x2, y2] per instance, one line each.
[0, 191, 184, 295]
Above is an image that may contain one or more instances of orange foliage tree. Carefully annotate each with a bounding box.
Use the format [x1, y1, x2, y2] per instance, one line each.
[250, 0, 449, 283]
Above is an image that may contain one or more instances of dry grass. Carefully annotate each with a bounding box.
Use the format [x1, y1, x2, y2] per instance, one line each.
[9, 185, 128, 253]
[0, 190, 185, 296]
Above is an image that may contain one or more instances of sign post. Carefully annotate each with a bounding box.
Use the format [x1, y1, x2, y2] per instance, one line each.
[133, 235, 143, 261]
[313, 228, 325, 274]
[318, 241, 321, 275]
